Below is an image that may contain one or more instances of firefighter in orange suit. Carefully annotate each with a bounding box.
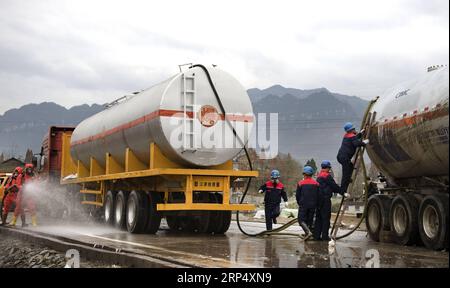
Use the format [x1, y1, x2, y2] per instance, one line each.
[1, 167, 23, 226]
[11, 164, 37, 227]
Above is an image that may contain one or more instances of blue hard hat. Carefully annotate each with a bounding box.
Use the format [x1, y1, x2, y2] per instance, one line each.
[321, 160, 332, 168]
[344, 122, 355, 132]
[270, 169, 280, 179]
[303, 166, 314, 175]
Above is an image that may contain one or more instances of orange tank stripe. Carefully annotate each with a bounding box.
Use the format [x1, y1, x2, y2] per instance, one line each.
[378, 106, 448, 129]
[71, 109, 253, 146]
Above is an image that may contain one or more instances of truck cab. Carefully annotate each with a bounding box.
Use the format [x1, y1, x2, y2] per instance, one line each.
[37, 126, 75, 182]
[33, 126, 76, 218]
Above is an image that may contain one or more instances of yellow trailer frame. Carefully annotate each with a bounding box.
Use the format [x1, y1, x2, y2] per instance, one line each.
[60, 133, 257, 212]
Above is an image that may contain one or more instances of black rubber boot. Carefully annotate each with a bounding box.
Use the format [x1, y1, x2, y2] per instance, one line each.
[300, 222, 312, 240]
[273, 217, 277, 224]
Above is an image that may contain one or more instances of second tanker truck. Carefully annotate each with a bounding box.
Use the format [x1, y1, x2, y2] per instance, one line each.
[365, 65, 449, 251]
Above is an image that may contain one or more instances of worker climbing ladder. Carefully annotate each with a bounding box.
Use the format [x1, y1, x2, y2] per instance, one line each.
[330, 97, 379, 241]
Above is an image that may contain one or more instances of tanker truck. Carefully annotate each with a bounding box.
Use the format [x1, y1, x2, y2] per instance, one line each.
[365, 65, 449, 250]
[40, 64, 258, 234]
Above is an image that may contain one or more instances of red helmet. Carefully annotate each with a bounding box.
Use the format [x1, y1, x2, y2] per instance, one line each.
[25, 163, 34, 169]
[14, 167, 23, 174]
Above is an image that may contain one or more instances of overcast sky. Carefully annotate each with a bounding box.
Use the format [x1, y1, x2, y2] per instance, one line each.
[0, 0, 448, 114]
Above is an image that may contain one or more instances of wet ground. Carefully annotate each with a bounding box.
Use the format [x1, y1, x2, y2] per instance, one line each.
[8, 217, 448, 268]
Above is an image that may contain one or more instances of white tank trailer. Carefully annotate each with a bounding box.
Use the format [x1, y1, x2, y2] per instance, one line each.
[365, 65, 449, 250]
[70, 65, 254, 168]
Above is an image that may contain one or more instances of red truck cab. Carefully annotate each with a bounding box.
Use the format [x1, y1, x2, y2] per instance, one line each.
[38, 126, 75, 183]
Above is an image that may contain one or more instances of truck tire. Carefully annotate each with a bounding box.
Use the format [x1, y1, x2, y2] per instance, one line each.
[215, 193, 231, 234]
[366, 194, 391, 242]
[218, 210, 232, 234]
[418, 194, 449, 250]
[114, 191, 127, 230]
[390, 195, 420, 246]
[104, 190, 116, 225]
[190, 193, 210, 233]
[126, 191, 149, 234]
[144, 192, 162, 234]
[191, 212, 210, 233]
[207, 193, 221, 234]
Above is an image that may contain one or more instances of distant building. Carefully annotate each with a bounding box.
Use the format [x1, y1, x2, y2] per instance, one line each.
[232, 178, 246, 193]
[231, 178, 245, 204]
[0, 157, 25, 173]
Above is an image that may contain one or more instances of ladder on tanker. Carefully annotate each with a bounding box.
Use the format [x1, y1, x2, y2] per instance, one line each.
[330, 97, 379, 240]
[181, 73, 199, 152]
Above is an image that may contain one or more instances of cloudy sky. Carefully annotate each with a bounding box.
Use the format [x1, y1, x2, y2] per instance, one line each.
[0, 0, 448, 114]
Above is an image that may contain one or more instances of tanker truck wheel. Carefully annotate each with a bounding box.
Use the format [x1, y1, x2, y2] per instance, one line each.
[418, 195, 449, 250]
[366, 195, 391, 242]
[390, 195, 420, 246]
[104, 191, 116, 225]
[219, 211, 232, 234]
[144, 192, 162, 234]
[190, 193, 210, 233]
[214, 193, 231, 234]
[207, 193, 222, 234]
[114, 191, 128, 230]
[206, 193, 232, 234]
[126, 191, 149, 234]
[192, 212, 210, 233]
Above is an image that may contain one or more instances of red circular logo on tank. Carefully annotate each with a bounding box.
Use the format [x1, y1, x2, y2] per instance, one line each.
[198, 105, 220, 127]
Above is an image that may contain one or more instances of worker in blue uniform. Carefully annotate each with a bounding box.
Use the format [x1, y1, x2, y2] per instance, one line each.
[258, 170, 288, 231]
[314, 160, 343, 241]
[337, 122, 369, 194]
[296, 166, 319, 239]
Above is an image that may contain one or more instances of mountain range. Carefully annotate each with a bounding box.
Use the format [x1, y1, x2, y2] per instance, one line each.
[0, 86, 368, 165]
[248, 85, 368, 164]
[0, 102, 104, 157]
